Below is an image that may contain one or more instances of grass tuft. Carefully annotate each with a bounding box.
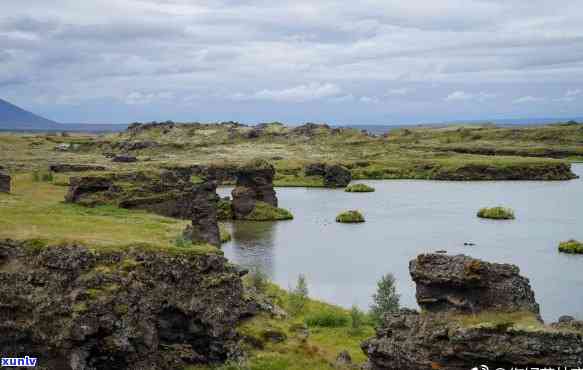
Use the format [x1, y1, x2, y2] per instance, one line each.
[344, 183, 375, 193]
[558, 239, 583, 254]
[335, 210, 365, 223]
[243, 202, 294, 221]
[477, 206, 515, 220]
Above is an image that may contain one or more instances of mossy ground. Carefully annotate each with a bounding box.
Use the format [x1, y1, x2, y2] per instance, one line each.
[335, 210, 365, 223]
[477, 207, 515, 220]
[0, 174, 220, 254]
[344, 183, 375, 193]
[242, 202, 294, 221]
[187, 283, 375, 370]
[558, 239, 583, 254]
[1, 122, 578, 185]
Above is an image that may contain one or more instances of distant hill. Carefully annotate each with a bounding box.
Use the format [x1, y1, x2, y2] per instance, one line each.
[0, 98, 126, 132]
[0, 98, 61, 130]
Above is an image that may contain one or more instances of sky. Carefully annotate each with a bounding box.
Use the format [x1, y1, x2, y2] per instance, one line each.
[1, 0, 583, 125]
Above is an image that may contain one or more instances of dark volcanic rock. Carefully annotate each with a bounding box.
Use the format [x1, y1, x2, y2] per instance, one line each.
[410, 253, 540, 315]
[362, 254, 583, 370]
[0, 239, 252, 370]
[292, 122, 330, 136]
[304, 163, 352, 187]
[113, 140, 159, 151]
[49, 163, 108, 173]
[433, 162, 577, 181]
[231, 160, 277, 219]
[65, 176, 113, 204]
[112, 154, 138, 163]
[0, 169, 10, 193]
[186, 181, 220, 246]
[192, 164, 237, 184]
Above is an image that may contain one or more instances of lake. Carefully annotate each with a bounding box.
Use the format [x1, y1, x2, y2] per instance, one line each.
[219, 164, 583, 322]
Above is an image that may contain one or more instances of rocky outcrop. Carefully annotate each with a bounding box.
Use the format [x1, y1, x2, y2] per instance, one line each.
[113, 140, 159, 151]
[292, 122, 330, 136]
[304, 163, 352, 187]
[65, 175, 114, 204]
[186, 181, 220, 246]
[410, 253, 540, 316]
[231, 160, 277, 219]
[191, 164, 238, 183]
[49, 163, 108, 173]
[0, 169, 10, 193]
[112, 154, 138, 163]
[362, 254, 583, 370]
[0, 239, 253, 370]
[433, 162, 577, 181]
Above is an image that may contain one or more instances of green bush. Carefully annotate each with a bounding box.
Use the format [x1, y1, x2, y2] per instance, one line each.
[370, 273, 400, 325]
[335, 210, 365, 223]
[349, 305, 365, 335]
[345, 183, 375, 193]
[558, 239, 583, 254]
[305, 309, 349, 328]
[244, 201, 294, 221]
[477, 207, 515, 220]
[246, 267, 269, 293]
[32, 171, 54, 183]
[288, 274, 309, 316]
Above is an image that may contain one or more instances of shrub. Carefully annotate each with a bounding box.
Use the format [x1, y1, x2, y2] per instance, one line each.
[246, 267, 269, 293]
[349, 305, 365, 335]
[305, 309, 349, 328]
[370, 273, 400, 325]
[288, 274, 309, 316]
[335, 210, 365, 223]
[477, 207, 515, 220]
[32, 171, 54, 182]
[558, 239, 583, 254]
[345, 183, 375, 193]
[244, 201, 294, 221]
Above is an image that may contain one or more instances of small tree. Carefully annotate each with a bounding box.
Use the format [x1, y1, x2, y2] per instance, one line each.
[247, 267, 268, 293]
[349, 304, 364, 335]
[288, 273, 309, 316]
[370, 273, 400, 325]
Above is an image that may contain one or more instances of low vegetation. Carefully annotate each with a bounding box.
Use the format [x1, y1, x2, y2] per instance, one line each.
[335, 210, 365, 223]
[243, 201, 294, 221]
[477, 206, 515, 220]
[369, 273, 400, 325]
[454, 310, 544, 332]
[344, 183, 375, 193]
[558, 239, 583, 254]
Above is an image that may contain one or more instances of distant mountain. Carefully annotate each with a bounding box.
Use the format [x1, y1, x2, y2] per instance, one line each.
[0, 98, 61, 130]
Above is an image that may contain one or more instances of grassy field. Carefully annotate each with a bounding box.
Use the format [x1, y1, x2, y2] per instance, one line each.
[0, 174, 221, 254]
[0, 122, 580, 183]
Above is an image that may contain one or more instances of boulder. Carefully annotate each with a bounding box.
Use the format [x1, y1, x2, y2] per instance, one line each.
[0, 239, 252, 370]
[410, 253, 540, 315]
[49, 163, 108, 173]
[362, 254, 583, 370]
[112, 154, 138, 163]
[335, 350, 353, 368]
[304, 163, 352, 188]
[231, 160, 277, 219]
[0, 170, 10, 193]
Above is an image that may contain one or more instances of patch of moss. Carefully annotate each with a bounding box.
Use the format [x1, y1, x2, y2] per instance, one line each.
[72, 302, 88, 313]
[220, 224, 232, 243]
[558, 239, 583, 254]
[477, 206, 515, 220]
[335, 210, 365, 223]
[344, 183, 375, 193]
[217, 199, 233, 220]
[243, 201, 294, 221]
[454, 310, 544, 332]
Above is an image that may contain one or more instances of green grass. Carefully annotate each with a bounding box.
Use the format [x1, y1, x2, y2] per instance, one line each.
[453, 310, 547, 333]
[305, 310, 350, 328]
[558, 239, 583, 254]
[344, 183, 375, 193]
[335, 210, 365, 223]
[0, 174, 218, 255]
[243, 202, 294, 221]
[477, 206, 515, 220]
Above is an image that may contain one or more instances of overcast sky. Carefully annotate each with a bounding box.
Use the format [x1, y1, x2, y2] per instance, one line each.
[1, 0, 583, 124]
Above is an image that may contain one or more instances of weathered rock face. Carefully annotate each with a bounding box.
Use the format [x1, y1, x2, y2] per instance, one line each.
[362, 254, 583, 370]
[304, 163, 352, 187]
[191, 164, 238, 184]
[113, 140, 159, 151]
[291, 122, 330, 136]
[187, 181, 220, 246]
[49, 163, 108, 173]
[0, 169, 10, 193]
[65, 175, 114, 204]
[231, 160, 277, 219]
[410, 253, 540, 315]
[0, 240, 253, 370]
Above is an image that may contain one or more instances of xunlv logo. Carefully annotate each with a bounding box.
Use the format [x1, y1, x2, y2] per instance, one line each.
[1, 356, 38, 367]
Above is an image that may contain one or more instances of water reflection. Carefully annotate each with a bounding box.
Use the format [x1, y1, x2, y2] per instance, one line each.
[224, 221, 277, 279]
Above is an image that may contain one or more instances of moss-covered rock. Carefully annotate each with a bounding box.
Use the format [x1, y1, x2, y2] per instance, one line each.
[477, 206, 515, 220]
[335, 210, 365, 223]
[558, 239, 583, 254]
[241, 201, 293, 221]
[344, 183, 375, 193]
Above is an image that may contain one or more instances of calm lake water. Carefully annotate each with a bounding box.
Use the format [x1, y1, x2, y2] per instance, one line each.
[219, 164, 583, 322]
